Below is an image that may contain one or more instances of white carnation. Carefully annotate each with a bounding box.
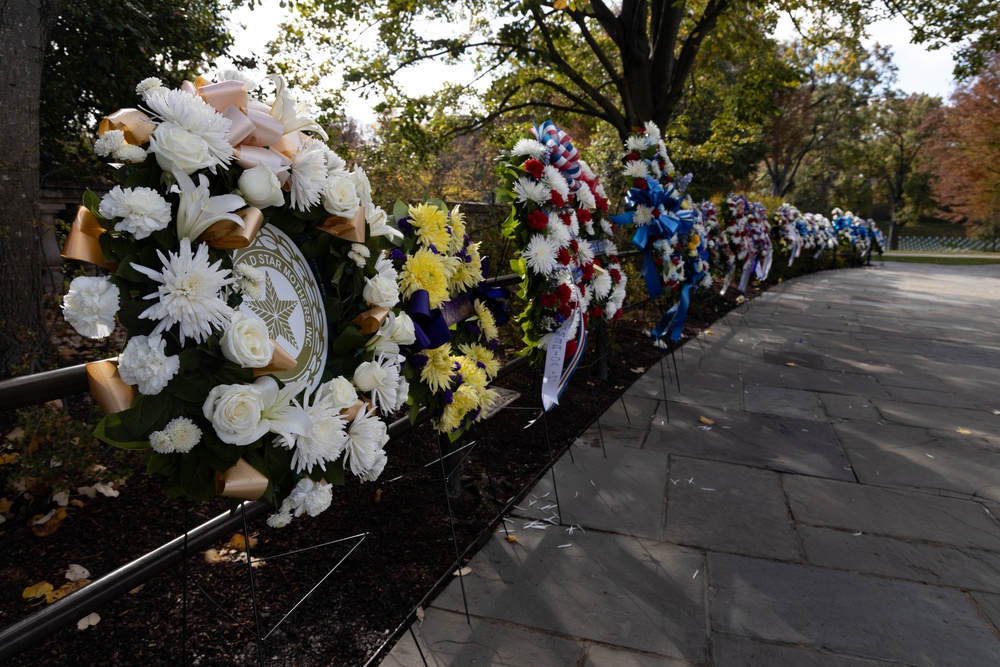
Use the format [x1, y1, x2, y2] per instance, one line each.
[99, 186, 171, 240]
[118, 335, 179, 395]
[62, 276, 120, 340]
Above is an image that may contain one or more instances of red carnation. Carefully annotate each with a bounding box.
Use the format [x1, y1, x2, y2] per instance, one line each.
[569, 239, 579, 252]
[565, 340, 577, 357]
[610, 268, 622, 282]
[557, 283, 571, 303]
[557, 247, 571, 265]
[633, 178, 648, 190]
[541, 291, 558, 307]
[558, 304, 572, 319]
[559, 212, 573, 226]
[626, 151, 640, 161]
[550, 191, 565, 207]
[633, 125, 645, 133]
[527, 210, 548, 230]
[524, 159, 545, 179]
[577, 209, 592, 223]
[581, 262, 595, 280]
[596, 196, 609, 212]
[613, 309, 623, 321]
[590, 305, 604, 318]
[652, 208, 661, 217]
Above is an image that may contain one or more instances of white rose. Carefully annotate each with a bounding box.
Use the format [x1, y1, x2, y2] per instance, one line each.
[203, 383, 269, 446]
[351, 166, 372, 205]
[238, 164, 286, 209]
[363, 275, 399, 308]
[148, 122, 215, 176]
[61, 276, 120, 340]
[220, 312, 273, 368]
[325, 376, 358, 409]
[322, 174, 360, 217]
[353, 360, 387, 393]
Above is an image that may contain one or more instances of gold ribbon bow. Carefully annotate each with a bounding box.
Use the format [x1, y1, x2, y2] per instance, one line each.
[85, 360, 136, 414]
[252, 339, 299, 377]
[353, 306, 390, 335]
[98, 109, 156, 145]
[215, 457, 268, 501]
[199, 207, 264, 250]
[61, 207, 118, 271]
[319, 207, 366, 243]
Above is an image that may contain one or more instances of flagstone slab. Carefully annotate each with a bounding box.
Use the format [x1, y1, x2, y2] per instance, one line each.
[664, 457, 799, 560]
[783, 475, 1000, 551]
[574, 422, 648, 450]
[872, 399, 1000, 438]
[799, 525, 1000, 592]
[884, 384, 977, 409]
[744, 363, 889, 399]
[712, 634, 896, 666]
[818, 393, 881, 423]
[625, 372, 743, 410]
[647, 401, 854, 481]
[971, 592, 1000, 634]
[709, 552, 1000, 665]
[835, 421, 1000, 500]
[598, 395, 661, 429]
[582, 645, 690, 666]
[432, 530, 707, 662]
[743, 383, 826, 421]
[381, 608, 583, 667]
[514, 442, 667, 538]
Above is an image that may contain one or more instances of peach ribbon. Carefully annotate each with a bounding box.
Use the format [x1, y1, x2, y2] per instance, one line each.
[353, 306, 390, 335]
[98, 109, 156, 145]
[318, 207, 366, 243]
[252, 339, 299, 377]
[200, 207, 264, 250]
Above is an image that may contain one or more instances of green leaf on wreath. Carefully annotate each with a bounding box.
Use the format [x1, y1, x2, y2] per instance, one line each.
[331, 323, 364, 356]
[320, 461, 345, 486]
[119, 391, 171, 436]
[180, 451, 217, 500]
[146, 451, 176, 476]
[393, 200, 410, 222]
[83, 190, 103, 218]
[94, 413, 149, 450]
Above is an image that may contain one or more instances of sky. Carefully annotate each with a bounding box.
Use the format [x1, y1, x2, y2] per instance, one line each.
[226, 3, 958, 124]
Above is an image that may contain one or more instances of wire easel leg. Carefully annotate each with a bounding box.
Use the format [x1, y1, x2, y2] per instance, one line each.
[240, 502, 266, 665]
[437, 433, 471, 625]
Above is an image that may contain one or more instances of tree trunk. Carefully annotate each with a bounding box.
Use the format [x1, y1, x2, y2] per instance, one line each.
[0, 0, 63, 377]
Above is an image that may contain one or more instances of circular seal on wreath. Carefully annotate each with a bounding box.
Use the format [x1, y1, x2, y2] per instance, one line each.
[232, 225, 328, 393]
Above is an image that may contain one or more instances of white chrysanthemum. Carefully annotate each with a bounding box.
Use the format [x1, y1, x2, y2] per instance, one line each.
[546, 215, 571, 246]
[289, 138, 328, 212]
[579, 160, 596, 180]
[348, 243, 370, 268]
[113, 144, 148, 163]
[62, 276, 120, 340]
[134, 237, 234, 345]
[604, 240, 619, 257]
[633, 205, 653, 226]
[575, 183, 596, 209]
[600, 217, 613, 235]
[326, 148, 347, 174]
[523, 234, 560, 276]
[143, 88, 233, 171]
[626, 135, 650, 153]
[511, 138, 547, 159]
[624, 159, 649, 179]
[343, 406, 389, 481]
[373, 251, 398, 284]
[353, 354, 404, 415]
[234, 264, 264, 300]
[566, 210, 580, 237]
[214, 68, 259, 92]
[512, 176, 550, 204]
[267, 499, 293, 528]
[644, 121, 662, 144]
[118, 335, 179, 395]
[148, 417, 201, 454]
[658, 142, 674, 173]
[542, 165, 569, 198]
[289, 380, 354, 473]
[94, 130, 126, 158]
[287, 477, 333, 517]
[576, 239, 595, 266]
[135, 77, 165, 97]
[99, 186, 171, 240]
[592, 270, 613, 300]
[357, 448, 388, 483]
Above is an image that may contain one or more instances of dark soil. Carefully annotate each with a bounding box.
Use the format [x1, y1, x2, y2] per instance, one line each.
[0, 284, 762, 667]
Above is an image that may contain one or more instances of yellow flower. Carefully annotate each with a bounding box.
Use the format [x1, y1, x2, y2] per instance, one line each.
[436, 403, 465, 433]
[459, 343, 500, 379]
[420, 344, 454, 394]
[687, 234, 700, 255]
[458, 357, 488, 391]
[473, 299, 499, 342]
[449, 205, 467, 253]
[400, 248, 456, 308]
[451, 242, 483, 292]
[409, 203, 451, 251]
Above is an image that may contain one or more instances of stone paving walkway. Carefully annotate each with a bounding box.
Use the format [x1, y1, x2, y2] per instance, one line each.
[382, 263, 1000, 666]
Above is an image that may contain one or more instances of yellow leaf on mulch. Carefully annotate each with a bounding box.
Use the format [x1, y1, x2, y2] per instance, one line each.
[699, 416, 715, 426]
[956, 428, 973, 435]
[0, 497, 13, 513]
[22, 582, 54, 600]
[32, 507, 67, 537]
[0, 452, 19, 465]
[45, 579, 89, 604]
[228, 533, 257, 550]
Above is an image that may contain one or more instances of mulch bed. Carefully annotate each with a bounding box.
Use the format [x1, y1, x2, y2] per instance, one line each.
[0, 284, 761, 667]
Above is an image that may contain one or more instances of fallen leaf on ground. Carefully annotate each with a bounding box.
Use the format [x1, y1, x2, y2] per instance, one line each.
[65, 564, 90, 582]
[0, 497, 13, 513]
[505, 534, 519, 543]
[0, 452, 19, 465]
[452, 566, 472, 577]
[23, 582, 54, 599]
[785, 362, 798, 367]
[46, 579, 88, 604]
[956, 428, 973, 435]
[129, 584, 145, 595]
[415, 606, 425, 625]
[699, 416, 715, 426]
[77, 612, 100, 630]
[228, 533, 258, 550]
[704, 330, 715, 335]
[32, 507, 67, 537]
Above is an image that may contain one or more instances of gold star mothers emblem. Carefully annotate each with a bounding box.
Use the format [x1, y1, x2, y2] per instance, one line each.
[246, 273, 299, 347]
